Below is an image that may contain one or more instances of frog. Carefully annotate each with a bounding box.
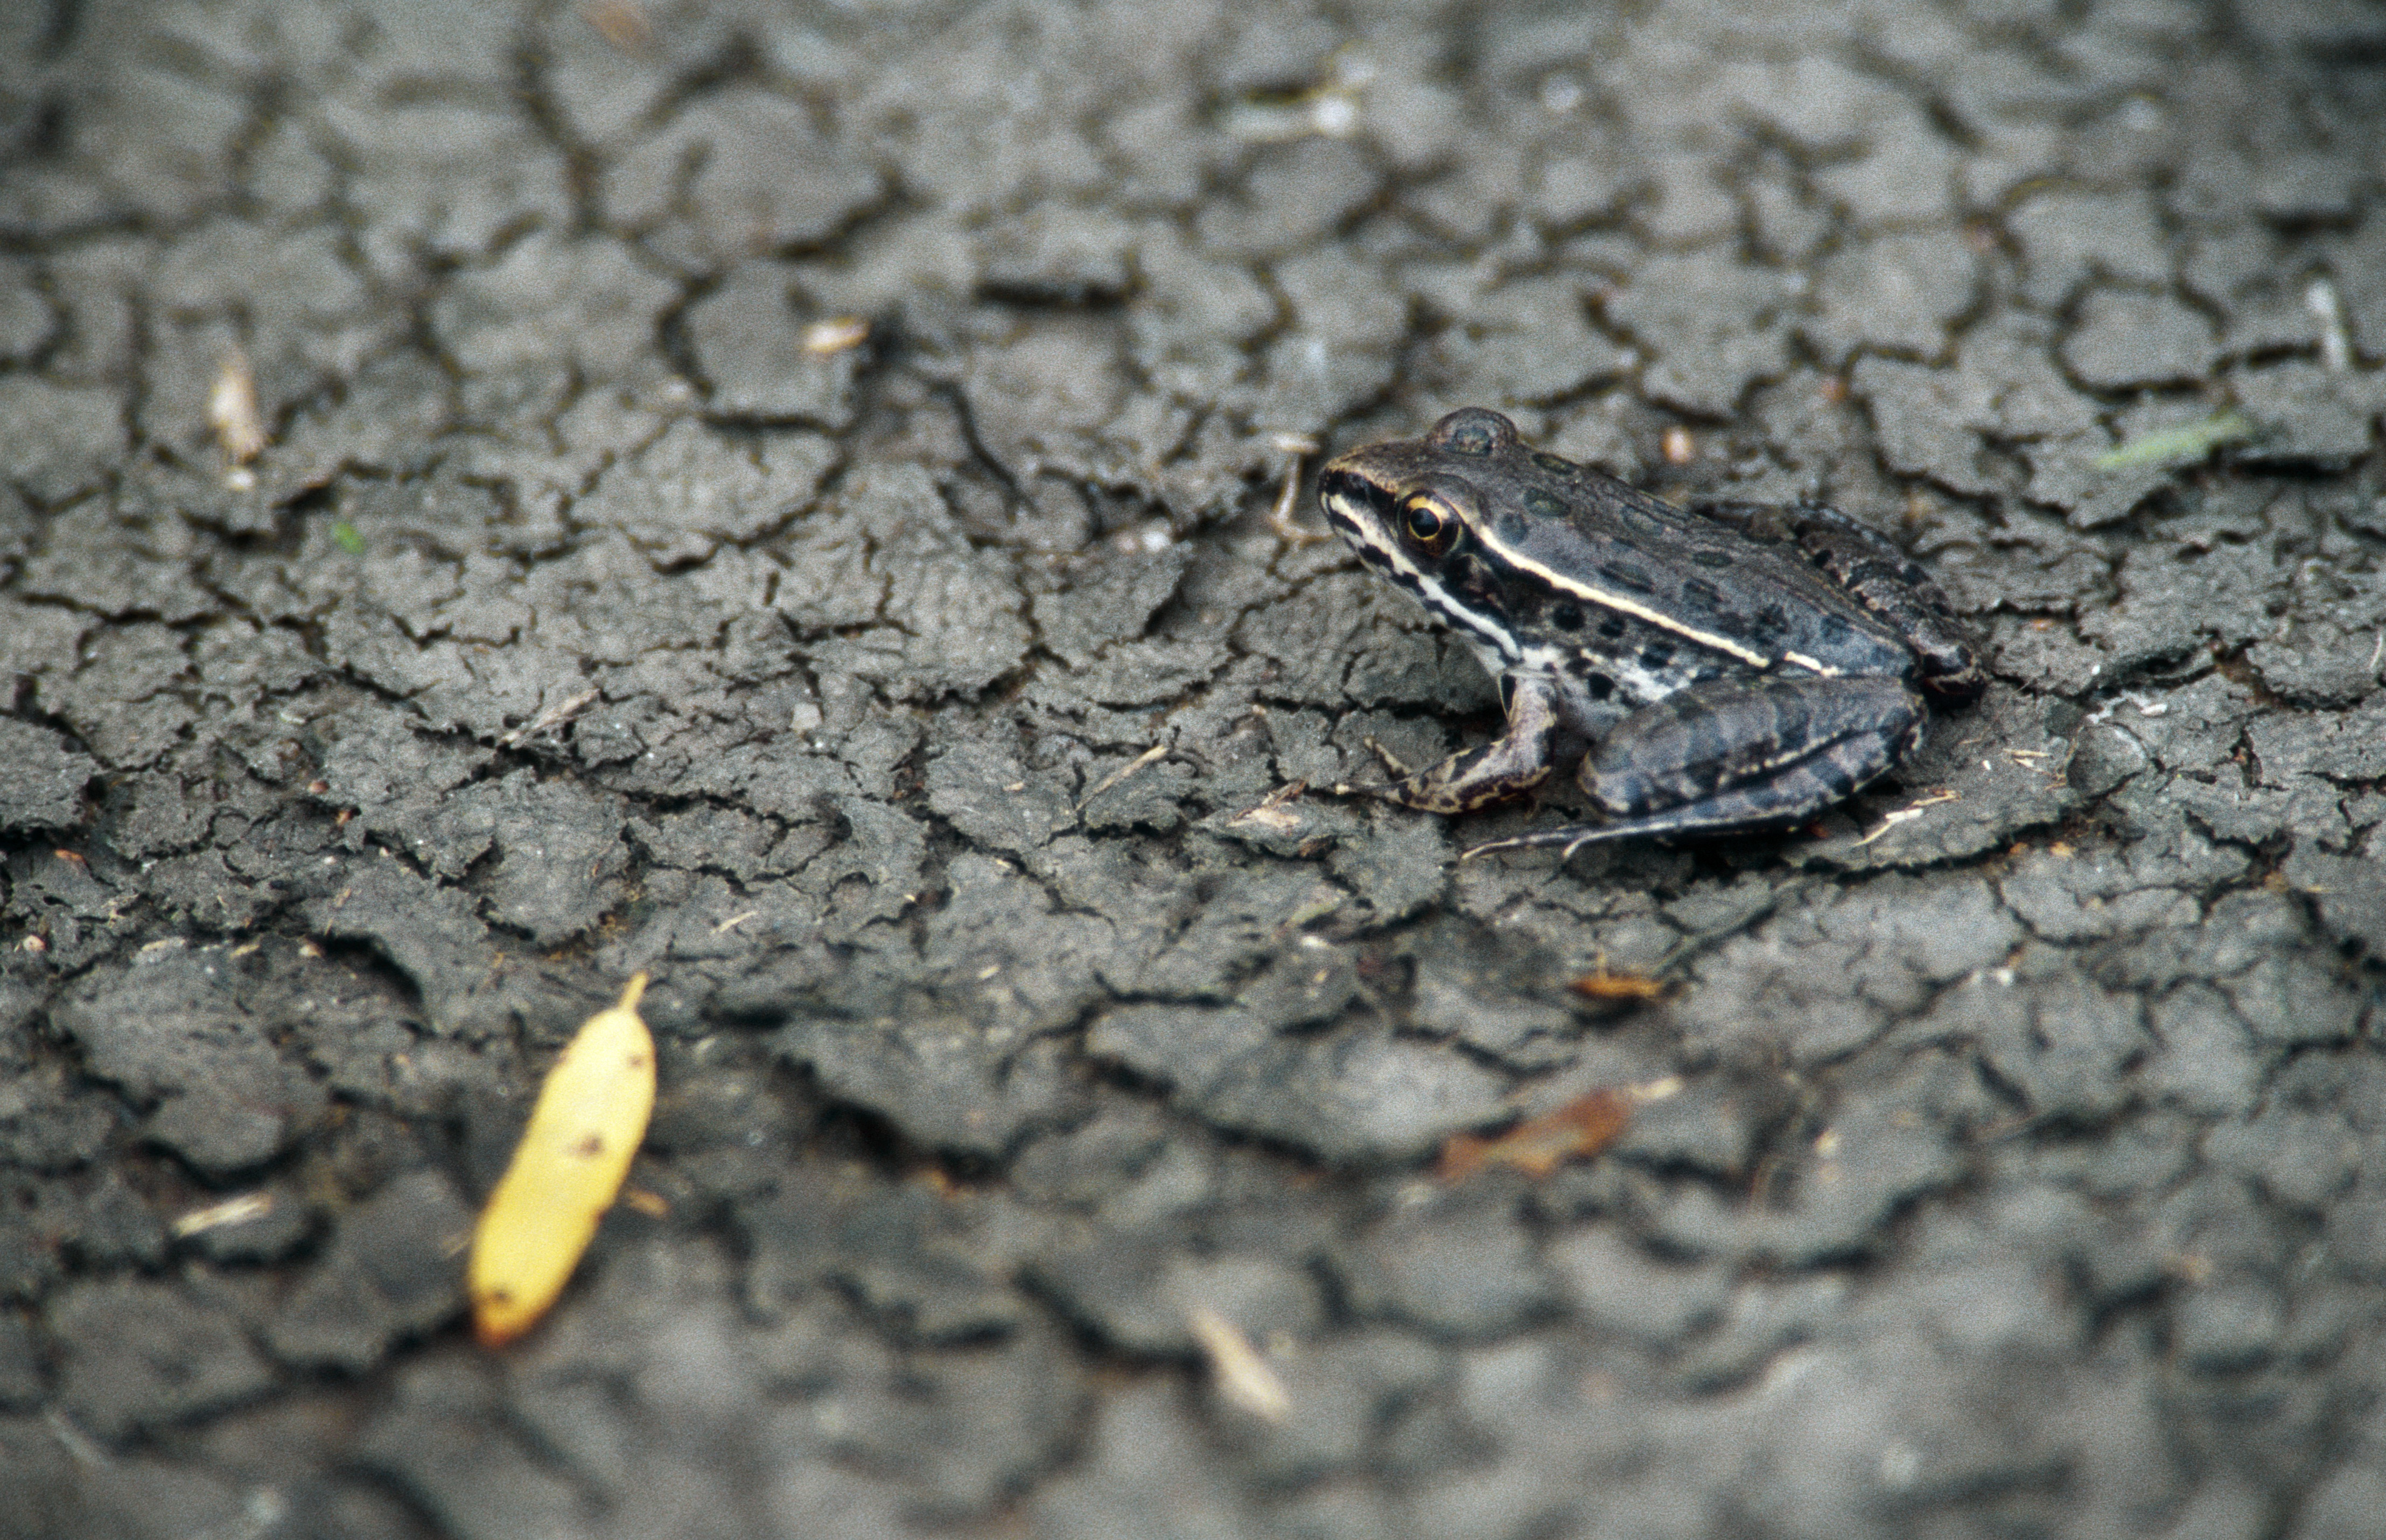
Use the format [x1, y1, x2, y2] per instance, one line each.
[1316, 407, 1983, 857]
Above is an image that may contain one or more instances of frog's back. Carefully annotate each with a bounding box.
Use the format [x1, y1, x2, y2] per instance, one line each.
[1462, 441, 1920, 686]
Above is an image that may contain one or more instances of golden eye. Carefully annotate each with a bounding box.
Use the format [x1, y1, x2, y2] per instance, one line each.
[1403, 496, 1449, 543]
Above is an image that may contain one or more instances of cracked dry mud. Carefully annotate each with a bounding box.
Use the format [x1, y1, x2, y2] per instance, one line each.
[3, 3, 2385, 1538]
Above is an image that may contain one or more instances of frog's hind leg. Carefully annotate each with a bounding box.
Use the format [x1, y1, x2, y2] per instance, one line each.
[1340, 671, 1562, 814]
[1697, 498, 1981, 699]
[1465, 676, 1924, 857]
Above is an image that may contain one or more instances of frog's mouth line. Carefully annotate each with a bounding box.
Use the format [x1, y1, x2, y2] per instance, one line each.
[1320, 477, 1528, 667]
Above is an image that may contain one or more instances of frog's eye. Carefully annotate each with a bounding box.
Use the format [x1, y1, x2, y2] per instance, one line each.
[1402, 494, 1453, 545]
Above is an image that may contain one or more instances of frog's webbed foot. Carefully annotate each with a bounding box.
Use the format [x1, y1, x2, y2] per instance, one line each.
[1323, 734, 1406, 800]
[1336, 736, 1553, 813]
[1347, 732, 1418, 783]
[1460, 806, 1761, 861]
[1466, 676, 1925, 860]
[1333, 674, 1562, 814]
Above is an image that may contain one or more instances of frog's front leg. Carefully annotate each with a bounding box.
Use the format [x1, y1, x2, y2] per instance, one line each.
[1467, 676, 1925, 857]
[1341, 671, 1561, 814]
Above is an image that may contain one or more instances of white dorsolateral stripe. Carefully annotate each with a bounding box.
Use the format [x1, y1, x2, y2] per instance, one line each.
[1470, 533, 1776, 668]
[1327, 488, 1843, 682]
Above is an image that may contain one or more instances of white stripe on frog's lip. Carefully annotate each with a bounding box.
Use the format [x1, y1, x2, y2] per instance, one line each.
[1464, 528, 1776, 670]
[1322, 487, 1522, 663]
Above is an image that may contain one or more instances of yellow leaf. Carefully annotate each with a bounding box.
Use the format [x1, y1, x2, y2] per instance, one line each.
[468, 974, 655, 1347]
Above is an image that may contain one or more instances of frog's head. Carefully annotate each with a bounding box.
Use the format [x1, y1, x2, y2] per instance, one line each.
[1317, 409, 1526, 658]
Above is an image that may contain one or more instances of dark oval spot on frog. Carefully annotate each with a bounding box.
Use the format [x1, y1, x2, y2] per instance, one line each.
[1818, 613, 1852, 642]
[1579, 670, 1615, 701]
[1750, 603, 1789, 641]
[1599, 562, 1656, 594]
[1522, 488, 1566, 521]
[1531, 451, 1576, 477]
[1597, 614, 1628, 640]
[1680, 576, 1722, 610]
[1691, 549, 1734, 569]
[1550, 602, 1583, 631]
[1640, 640, 1676, 669]
[1493, 509, 1532, 544]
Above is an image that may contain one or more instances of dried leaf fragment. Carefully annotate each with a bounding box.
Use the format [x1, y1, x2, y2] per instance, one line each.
[582, 0, 652, 51]
[2091, 411, 2256, 471]
[468, 974, 656, 1347]
[1077, 741, 1170, 810]
[801, 316, 871, 354]
[1187, 1306, 1291, 1423]
[172, 1191, 274, 1238]
[1568, 963, 1671, 1004]
[1438, 1089, 1631, 1183]
[208, 348, 266, 464]
[1227, 780, 1306, 832]
[1218, 49, 1370, 142]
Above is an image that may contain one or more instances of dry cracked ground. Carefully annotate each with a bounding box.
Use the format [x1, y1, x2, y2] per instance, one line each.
[4, 2, 2386, 1537]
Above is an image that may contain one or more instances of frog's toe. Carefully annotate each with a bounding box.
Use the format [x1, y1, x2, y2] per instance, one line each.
[1460, 823, 1636, 860]
[1360, 734, 1420, 780]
